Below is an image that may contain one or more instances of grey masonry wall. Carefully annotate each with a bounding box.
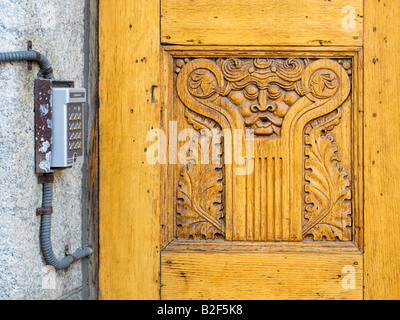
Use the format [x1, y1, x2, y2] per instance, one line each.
[0, 0, 93, 300]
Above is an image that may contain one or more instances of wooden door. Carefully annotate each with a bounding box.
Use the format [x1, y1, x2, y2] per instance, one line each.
[99, 0, 400, 300]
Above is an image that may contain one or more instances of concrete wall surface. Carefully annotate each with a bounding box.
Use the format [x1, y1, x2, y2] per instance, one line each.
[0, 0, 92, 300]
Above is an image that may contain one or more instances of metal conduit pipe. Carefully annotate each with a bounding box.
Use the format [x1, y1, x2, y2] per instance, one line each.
[0, 50, 54, 79]
[39, 175, 92, 270]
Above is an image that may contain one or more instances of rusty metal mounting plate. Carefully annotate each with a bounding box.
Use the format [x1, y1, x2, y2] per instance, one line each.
[34, 79, 74, 174]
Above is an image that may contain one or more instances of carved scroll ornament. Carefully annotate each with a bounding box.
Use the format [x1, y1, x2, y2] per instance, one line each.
[178, 58, 310, 137]
[175, 56, 352, 242]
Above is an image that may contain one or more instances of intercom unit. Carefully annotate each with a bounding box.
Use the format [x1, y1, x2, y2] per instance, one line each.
[34, 80, 86, 173]
[51, 87, 85, 168]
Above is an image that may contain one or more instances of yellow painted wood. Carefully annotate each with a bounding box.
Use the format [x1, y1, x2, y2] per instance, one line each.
[161, 0, 363, 46]
[364, 0, 400, 300]
[99, 0, 161, 300]
[96, 0, 400, 301]
[161, 253, 363, 300]
[165, 240, 362, 255]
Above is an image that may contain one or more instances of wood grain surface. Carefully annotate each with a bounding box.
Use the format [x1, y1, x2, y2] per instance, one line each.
[161, 252, 363, 300]
[161, 0, 363, 46]
[99, 0, 161, 300]
[364, 0, 400, 300]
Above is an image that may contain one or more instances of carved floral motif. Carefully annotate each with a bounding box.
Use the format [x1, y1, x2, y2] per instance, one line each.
[303, 108, 352, 241]
[176, 162, 225, 240]
[176, 109, 225, 240]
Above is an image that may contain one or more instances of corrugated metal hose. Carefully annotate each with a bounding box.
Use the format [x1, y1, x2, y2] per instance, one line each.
[0, 50, 54, 79]
[40, 177, 92, 270]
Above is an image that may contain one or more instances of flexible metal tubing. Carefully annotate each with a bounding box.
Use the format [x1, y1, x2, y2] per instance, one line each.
[0, 50, 54, 79]
[40, 182, 92, 270]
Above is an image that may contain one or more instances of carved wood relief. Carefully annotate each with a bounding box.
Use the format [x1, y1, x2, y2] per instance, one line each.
[176, 163, 225, 240]
[303, 108, 352, 241]
[176, 57, 311, 137]
[176, 109, 225, 240]
[171, 52, 359, 245]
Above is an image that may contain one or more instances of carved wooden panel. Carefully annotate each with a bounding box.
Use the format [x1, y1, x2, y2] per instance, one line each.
[168, 49, 362, 247]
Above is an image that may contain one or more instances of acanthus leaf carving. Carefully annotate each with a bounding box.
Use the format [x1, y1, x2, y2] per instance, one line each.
[176, 109, 225, 240]
[303, 108, 352, 241]
[176, 162, 225, 240]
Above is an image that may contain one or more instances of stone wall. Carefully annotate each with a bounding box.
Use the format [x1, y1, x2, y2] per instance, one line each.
[0, 0, 93, 300]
